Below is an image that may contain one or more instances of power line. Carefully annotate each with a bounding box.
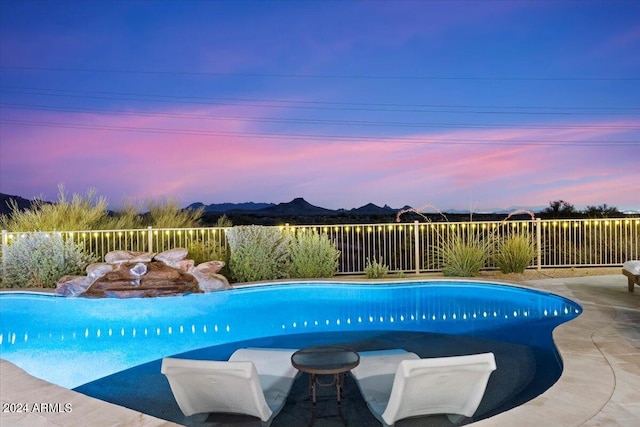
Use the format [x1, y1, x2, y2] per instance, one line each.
[2, 86, 638, 111]
[2, 118, 636, 147]
[2, 66, 638, 81]
[2, 88, 638, 115]
[2, 102, 638, 131]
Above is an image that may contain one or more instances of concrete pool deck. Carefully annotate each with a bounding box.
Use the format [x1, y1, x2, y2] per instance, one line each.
[1, 274, 639, 426]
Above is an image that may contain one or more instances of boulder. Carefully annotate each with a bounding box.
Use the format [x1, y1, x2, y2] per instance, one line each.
[154, 248, 189, 268]
[192, 260, 225, 274]
[56, 275, 93, 297]
[86, 263, 114, 280]
[105, 250, 154, 264]
[191, 269, 231, 292]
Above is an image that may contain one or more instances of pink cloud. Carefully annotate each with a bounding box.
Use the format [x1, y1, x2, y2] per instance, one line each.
[1, 103, 638, 211]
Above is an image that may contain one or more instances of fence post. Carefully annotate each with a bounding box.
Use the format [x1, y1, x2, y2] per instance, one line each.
[414, 221, 420, 274]
[147, 226, 153, 253]
[536, 218, 542, 270]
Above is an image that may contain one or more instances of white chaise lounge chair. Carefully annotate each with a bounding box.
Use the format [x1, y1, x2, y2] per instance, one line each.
[351, 349, 496, 426]
[161, 347, 298, 426]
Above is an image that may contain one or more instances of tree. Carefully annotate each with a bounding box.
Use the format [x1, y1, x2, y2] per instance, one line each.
[541, 200, 577, 219]
[583, 204, 623, 218]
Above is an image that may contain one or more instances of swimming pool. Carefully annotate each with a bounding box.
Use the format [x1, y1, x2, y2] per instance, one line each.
[0, 280, 581, 391]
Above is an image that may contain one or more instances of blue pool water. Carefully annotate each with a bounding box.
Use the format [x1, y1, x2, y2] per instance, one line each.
[0, 280, 581, 391]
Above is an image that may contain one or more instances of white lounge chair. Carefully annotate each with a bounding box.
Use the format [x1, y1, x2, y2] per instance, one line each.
[622, 260, 640, 292]
[161, 347, 298, 426]
[351, 350, 496, 426]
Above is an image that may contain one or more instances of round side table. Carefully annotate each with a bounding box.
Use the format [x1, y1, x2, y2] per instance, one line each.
[291, 345, 360, 426]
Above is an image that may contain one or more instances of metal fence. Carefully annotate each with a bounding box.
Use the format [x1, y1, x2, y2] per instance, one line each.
[2, 218, 639, 281]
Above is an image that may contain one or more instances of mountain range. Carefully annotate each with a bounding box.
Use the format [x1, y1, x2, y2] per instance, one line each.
[188, 197, 398, 217]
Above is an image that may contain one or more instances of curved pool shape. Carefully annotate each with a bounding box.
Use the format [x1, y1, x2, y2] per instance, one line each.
[0, 280, 581, 390]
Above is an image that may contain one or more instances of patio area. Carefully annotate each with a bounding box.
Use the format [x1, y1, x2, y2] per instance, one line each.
[1, 273, 639, 426]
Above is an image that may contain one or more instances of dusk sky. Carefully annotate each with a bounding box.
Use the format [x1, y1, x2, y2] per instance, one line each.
[1, 0, 638, 213]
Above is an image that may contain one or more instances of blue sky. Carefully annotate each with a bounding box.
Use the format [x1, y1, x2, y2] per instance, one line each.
[1, 0, 638, 213]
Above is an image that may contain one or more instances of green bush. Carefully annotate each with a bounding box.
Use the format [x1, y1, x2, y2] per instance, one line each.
[365, 257, 389, 279]
[494, 233, 536, 273]
[288, 230, 340, 278]
[2, 233, 96, 288]
[438, 232, 490, 277]
[189, 239, 230, 274]
[226, 226, 290, 282]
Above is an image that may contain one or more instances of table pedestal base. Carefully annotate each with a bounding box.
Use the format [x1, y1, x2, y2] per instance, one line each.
[307, 372, 348, 426]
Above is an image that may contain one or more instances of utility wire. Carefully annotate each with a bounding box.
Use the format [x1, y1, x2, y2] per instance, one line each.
[2, 86, 638, 111]
[2, 89, 637, 115]
[2, 118, 636, 146]
[2, 66, 638, 81]
[2, 103, 638, 131]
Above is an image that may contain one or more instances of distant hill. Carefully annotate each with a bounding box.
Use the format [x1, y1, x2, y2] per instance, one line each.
[257, 197, 336, 216]
[350, 203, 396, 216]
[0, 193, 38, 216]
[187, 201, 275, 212]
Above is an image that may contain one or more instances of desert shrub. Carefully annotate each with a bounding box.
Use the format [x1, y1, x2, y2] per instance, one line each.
[2, 233, 96, 288]
[215, 215, 233, 227]
[226, 226, 290, 282]
[288, 230, 340, 278]
[0, 185, 110, 231]
[189, 239, 230, 274]
[438, 232, 490, 277]
[143, 198, 203, 228]
[365, 257, 389, 279]
[494, 233, 536, 273]
[101, 199, 143, 229]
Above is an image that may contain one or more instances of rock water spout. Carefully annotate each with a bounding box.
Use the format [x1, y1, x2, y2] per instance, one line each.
[56, 248, 230, 298]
